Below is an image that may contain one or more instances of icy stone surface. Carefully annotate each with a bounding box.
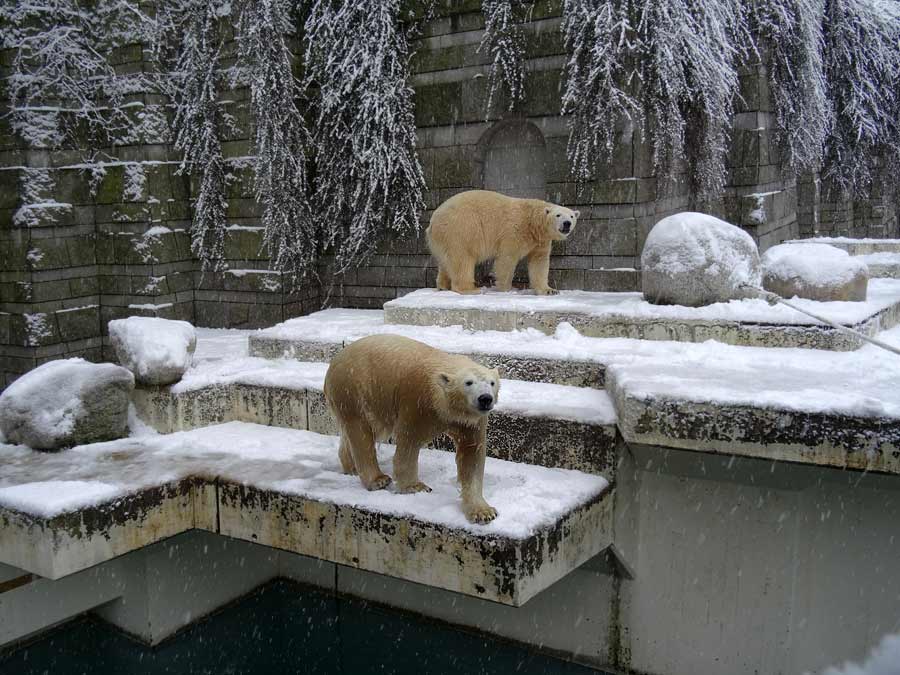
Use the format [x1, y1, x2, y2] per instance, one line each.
[641, 212, 761, 307]
[0, 359, 134, 450]
[820, 632, 900, 675]
[109, 317, 196, 385]
[762, 243, 869, 302]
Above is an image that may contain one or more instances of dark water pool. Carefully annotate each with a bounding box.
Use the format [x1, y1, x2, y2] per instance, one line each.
[0, 580, 608, 675]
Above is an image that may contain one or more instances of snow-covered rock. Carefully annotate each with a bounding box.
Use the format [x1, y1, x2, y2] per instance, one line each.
[0, 359, 134, 450]
[762, 243, 869, 302]
[109, 317, 196, 385]
[641, 212, 761, 307]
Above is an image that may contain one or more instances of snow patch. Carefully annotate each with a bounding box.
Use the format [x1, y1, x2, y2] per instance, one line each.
[818, 633, 900, 675]
[762, 243, 868, 286]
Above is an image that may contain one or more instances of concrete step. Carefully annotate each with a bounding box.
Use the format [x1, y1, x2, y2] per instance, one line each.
[248, 308, 609, 387]
[854, 252, 900, 279]
[607, 357, 900, 475]
[382, 282, 900, 351]
[132, 359, 619, 478]
[0, 423, 614, 606]
[787, 237, 900, 255]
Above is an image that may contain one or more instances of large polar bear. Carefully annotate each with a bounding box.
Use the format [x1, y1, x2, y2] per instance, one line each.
[323, 334, 501, 524]
[426, 189, 580, 295]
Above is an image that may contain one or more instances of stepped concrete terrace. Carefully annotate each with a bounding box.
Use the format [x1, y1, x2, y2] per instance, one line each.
[382, 281, 900, 350]
[0, 423, 613, 607]
[787, 236, 900, 255]
[131, 359, 619, 478]
[251, 307, 900, 476]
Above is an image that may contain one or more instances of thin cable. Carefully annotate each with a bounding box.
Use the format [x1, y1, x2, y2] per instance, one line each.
[739, 284, 900, 357]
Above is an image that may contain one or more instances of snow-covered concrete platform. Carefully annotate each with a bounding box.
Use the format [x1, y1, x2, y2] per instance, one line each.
[0, 423, 612, 606]
[131, 358, 619, 477]
[607, 335, 900, 473]
[856, 252, 900, 279]
[383, 282, 900, 350]
[786, 237, 900, 255]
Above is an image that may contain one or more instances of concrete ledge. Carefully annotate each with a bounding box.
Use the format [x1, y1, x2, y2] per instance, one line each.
[609, 375, 900, 474]
[133, 381, 619, 478]
[383, 285, 900, 350]
[218, 481, 612, 606]
[250, 334, 606, 388]
[0, 480, 204, 580]
[0, 424, 613, 606]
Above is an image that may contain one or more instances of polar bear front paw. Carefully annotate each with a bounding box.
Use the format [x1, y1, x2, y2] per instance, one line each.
[397, 481, 432, 494]
[534, 287, 559, 296]
[364, 474, 393, 491]
[464, 502, 498, 524]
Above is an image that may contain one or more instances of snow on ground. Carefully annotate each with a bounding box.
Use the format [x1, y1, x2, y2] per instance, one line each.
[606, 324, 900, 418]
[253, 309, 900, 420]
[383, 279, 900, 326]
[818, 632, 900, 675]
[193, 327, 254, 361]
[0, 422, 608, 538]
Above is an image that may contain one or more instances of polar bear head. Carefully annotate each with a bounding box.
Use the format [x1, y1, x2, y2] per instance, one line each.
[439, 363, 501, 417]
[543, 203, 580, 240]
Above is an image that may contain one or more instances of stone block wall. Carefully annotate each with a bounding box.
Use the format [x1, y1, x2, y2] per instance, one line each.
[6, 0, 895, 386]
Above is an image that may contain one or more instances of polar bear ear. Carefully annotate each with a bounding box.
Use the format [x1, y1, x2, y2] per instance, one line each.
[437, 373, 452, 389]
[492, 367, 502, 380]
[545, 207, 550, 214]
[573, 210, 581, 219]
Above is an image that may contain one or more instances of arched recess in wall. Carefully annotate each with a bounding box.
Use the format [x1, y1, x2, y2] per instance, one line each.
[475, 120, 547, 199]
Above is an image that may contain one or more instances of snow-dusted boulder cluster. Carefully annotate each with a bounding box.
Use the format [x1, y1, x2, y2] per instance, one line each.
[641, 212, 761, 307]
[0, 359, 134, 450]
[108, 317, 196, 386]
[762, 243, 869, 302]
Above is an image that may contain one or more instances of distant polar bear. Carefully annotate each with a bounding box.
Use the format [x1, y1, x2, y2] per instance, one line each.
[426, 189, 580, 295]
[323, 334, 501, 524]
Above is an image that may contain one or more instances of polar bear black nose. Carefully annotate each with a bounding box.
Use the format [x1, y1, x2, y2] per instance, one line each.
[561, 220, 572, 233]
[477, 394, 494, 410]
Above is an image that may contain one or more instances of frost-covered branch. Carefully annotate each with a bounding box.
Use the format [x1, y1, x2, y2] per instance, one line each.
[561, 0, 639, 183]
[821, 0, 900, 199]
[235, 0, 317, 282]
[479, 0, 531, 115]
[1, 0, 151, 148]
[304, 0, 426, 275]
[753, 0, 831, 174]
[561, 0, 752, 200]
[168, 0, 229, 273]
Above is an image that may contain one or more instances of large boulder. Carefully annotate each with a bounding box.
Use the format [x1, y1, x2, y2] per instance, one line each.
[762, 242, 869, 302]
[0, 359, 134, 450]
[641, 212, 761, 307]
[109, 317, 196, 386]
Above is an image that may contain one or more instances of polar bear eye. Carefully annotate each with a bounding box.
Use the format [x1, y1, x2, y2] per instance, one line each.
[490, 381, 495, 386]
[465, 380, 473, 386]
[555, 213, 561, 217]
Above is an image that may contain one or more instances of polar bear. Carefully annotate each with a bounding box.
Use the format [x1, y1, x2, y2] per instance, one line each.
[426, 190, 580, 295]
[323, 334, 501, 524]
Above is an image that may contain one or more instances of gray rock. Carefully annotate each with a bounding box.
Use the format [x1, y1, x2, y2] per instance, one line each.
[108, 317, 196, 385]
[762, 243, 869, 302]
[0, 359, 134, 450]
[641, 212, 761, 307]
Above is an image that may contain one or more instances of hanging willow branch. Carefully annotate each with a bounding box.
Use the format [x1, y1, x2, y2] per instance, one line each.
[479, 0, 530, 115]
[235, 0, 317, 283]
[304, 0, 426, 275]
[167, 0, 229, 273]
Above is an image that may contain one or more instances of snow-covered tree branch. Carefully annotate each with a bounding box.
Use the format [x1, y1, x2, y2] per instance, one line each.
[479, 0, 531, 115]
[752, 0, 831, 174]
[166, 0, 230, 273]
[1, 0, 150, 148]
[561, 0, 639, 183]
[821, 0, 900, 200]
[235, 0, 317, 283]
[303, 0, 426, 275]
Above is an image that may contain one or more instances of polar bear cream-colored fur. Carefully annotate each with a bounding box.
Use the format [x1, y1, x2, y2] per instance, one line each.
[426, 189, 580, 295]
[323, 334, 501, 524]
